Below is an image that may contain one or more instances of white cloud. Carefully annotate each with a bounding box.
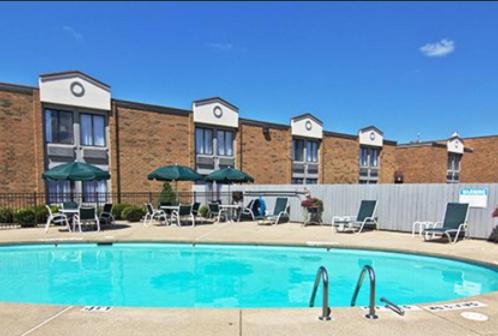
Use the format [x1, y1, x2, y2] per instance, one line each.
[419, 39, 455, 57]
[62, 25, 83, 41]
[206, 42, 233, 51]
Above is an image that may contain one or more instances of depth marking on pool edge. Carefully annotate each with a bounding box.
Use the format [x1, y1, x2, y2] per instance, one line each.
[81, 306, 113, 313]
[424, 301, 487, 312]
[20, 306, 73, 336]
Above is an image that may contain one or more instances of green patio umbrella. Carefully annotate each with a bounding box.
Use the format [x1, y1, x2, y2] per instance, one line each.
[147, 164, 203, 182]
[42, 161, 110, 181]
[205, 167, 254, 184]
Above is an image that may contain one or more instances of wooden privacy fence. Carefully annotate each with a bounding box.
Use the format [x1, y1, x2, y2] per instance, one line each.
[195, 183, 498, 240]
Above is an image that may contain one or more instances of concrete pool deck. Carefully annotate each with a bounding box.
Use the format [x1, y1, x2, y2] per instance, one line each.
[1, 220, 498, 335]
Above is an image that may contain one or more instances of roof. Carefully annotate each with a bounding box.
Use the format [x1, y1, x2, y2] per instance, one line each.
[291, 113, 323, 125]
[113, 99, 191, 116]
[240, 117, 290, 130]
[192, 97, 239, 112]
[359, 125, 384, 135]
[0, 81, 36, 95]
[39, 70, 110, 89]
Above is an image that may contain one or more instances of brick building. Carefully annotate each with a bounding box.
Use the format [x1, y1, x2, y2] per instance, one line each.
[1, 71, 497, 197]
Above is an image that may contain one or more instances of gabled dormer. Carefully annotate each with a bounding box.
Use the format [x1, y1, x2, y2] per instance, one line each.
[447, 132, 464, 154]
[39, 71, 111, 110]
[358, 125, 384, 147]
[291, 113, 323, 140]
[192, 97, 239, 128]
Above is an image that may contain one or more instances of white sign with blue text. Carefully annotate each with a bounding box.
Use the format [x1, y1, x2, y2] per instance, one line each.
[459, 187, 488, 208]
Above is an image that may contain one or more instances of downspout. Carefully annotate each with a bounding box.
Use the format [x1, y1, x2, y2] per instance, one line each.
[113, 101, 122, 202]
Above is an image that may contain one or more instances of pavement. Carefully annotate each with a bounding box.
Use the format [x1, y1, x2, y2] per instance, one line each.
[0, 220, 497, 336]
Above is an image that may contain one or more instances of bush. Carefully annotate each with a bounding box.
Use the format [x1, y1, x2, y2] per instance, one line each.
[14, 208, 37, 227]
[112, 203, 131, 220]
[0, 207, 14, 223]
[198, 205, 209, 218]
[122, 205, 146, 222]
[158, 182, 177, 206]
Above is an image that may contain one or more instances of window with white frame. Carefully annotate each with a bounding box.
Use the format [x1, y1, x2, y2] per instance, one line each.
[46, 180, 72, 203]
[293, 139, 319, 162]
[447, 153, 461, 183]
[195, 127, 214, 155]
[82, 180, 108, 202]
[216, 129, 234, 156]
[80, 113, 106, 146]
[44, 109, 73, 144]
[359, 146, 380, 184]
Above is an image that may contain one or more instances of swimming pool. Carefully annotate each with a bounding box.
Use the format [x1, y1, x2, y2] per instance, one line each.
[0, 243, 497, 308]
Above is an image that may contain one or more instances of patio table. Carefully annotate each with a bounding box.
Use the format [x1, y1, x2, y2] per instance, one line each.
[160, 205, 180, 225]
[219, 204, 241, 223]
[58, 208, 80, 232]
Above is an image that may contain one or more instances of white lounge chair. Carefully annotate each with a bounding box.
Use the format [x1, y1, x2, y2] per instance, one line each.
[143, 203, 166, 226]
[422, 203, 469, 244]
[332, 200, 378, 233]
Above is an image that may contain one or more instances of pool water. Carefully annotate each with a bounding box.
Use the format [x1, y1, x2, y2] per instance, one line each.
[0, 243, 497, 308]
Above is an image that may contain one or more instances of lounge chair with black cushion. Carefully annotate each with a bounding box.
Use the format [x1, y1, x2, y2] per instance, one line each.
[423, 203, 469, 244]
[73, 207, 100, 232]
[238, 199, 256, 222]
[44, 205, 70, 233]
[332, 200, 378, 233]
[171, 204, 195, 227]
[99, 203, 115, 228]
[208, 202, 225, 223]
[258, 197, 290, 225]
[192, 202, 201, 218]
[143, 203, 167, 226]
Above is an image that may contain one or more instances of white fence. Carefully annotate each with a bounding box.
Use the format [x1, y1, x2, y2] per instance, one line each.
[193, 183, 498, 240]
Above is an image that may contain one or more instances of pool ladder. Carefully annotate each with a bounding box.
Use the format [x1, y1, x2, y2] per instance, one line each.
[309, 266, 331, 321]
[350, 265, 378, 319]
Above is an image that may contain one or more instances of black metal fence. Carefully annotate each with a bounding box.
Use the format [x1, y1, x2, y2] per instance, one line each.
[0, 191, 237, 211]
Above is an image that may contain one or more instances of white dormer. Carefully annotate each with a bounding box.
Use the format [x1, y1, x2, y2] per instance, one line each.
[39, 71, 111, 110]
[447, 132, 464, 154]
[291, 113, 323, 139]
[358, 126, 384, 147]
[192, 97, 239, 128]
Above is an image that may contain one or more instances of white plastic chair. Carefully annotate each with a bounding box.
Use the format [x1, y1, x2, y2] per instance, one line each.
[44, 205, 70, 233]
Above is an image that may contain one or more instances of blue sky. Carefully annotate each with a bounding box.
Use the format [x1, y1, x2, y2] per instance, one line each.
[1, 1, 497, 142]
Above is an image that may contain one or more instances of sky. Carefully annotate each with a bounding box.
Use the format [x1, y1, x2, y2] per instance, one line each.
[1, 1, 497, 143]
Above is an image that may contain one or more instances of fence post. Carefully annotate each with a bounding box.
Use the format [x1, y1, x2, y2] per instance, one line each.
[33, 192, 37, 207]
[148, 191, 152, 203]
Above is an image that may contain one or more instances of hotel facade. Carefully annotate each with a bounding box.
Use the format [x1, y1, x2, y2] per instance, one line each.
[1, 71, 497, 198]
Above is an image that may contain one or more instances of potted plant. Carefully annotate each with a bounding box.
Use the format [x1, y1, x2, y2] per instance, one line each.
[301, 196, 324, 226]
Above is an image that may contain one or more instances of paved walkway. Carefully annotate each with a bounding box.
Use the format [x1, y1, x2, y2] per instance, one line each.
[1, 221, 497, 335]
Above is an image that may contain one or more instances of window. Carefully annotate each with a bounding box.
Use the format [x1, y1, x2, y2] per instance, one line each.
[305, 178, 318, 184]
[195, 128, 213, 155]
[46, 180, 72, 203]
[447, 153, 461, 183]
[44, 109, 73, 144]
[306, 141, 319, 162]
[292, 178, 304, 184]
[293, 139, 305, 162]
[80, 114, 106, 146]
[359, 146, 381, 183]
[82, 180, 108, 202]
[217, 130, 234, 156]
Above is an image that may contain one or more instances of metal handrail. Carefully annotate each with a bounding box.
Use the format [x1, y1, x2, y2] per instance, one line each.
[350, 265, 378, 319]
[380, 297, 405, 316]
[309, 266, 331, 321]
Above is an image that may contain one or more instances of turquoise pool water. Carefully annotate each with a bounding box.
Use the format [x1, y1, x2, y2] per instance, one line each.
[0, 243, 497, 308]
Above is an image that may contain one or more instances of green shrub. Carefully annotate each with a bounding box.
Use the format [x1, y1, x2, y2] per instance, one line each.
[198, 205, 209, 218]
[158, 182, 177, 206]
[121, 205, 146, 222]
[112, 203, 131, 220]
[0, 207, 14, 223]
[14, 208, 37, 227]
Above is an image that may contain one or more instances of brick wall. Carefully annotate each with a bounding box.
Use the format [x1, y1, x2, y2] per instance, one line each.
[379, 143, 397, 183]
[239, 122, 292, 184]
[321, 135, 359, 184]
[395, 145, 447, 183]
[0, 87, 44, 193]
[112, 103, 192, 193]
[460, 136, 498, 183]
